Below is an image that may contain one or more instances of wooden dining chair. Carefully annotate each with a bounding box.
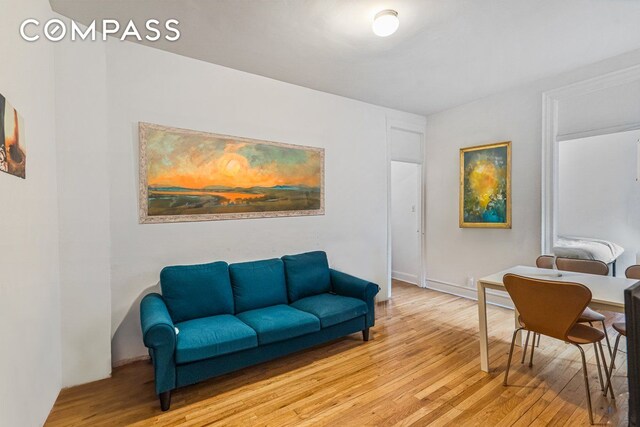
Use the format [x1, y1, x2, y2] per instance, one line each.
[523, 256, 557, 358]
[529, 255, 612, 367]
[503, 273, 613, 425]
[604, 264, 640, 392]
[625, 264, 640, 280]
[555, 257, 609, 276]
[536, 255, 555, 269]
[554, 257, 613, 362]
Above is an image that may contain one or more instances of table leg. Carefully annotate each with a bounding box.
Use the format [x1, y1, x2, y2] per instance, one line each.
[478, 281, 489, 372]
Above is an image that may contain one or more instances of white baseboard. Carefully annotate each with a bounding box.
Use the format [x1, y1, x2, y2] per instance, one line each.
[112, 354, 150, 368]
[392, 270, 418, 285]
[425, 278, 514, 309]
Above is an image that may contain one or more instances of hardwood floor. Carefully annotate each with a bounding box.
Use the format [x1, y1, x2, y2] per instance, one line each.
[45, 281, 628, 426]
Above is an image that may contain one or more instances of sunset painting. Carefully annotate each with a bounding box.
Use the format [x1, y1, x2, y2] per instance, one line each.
[139, 122, 324, 223]
[459, 141, 511, 228]
[0, 93, 26, 179]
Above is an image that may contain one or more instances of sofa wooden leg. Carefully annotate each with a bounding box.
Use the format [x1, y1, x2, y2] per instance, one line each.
[363, 328, 370, 341]
[159, 391, 171, 411]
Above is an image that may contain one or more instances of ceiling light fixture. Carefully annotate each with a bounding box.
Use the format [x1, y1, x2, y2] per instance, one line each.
[372, 9, 399, 37]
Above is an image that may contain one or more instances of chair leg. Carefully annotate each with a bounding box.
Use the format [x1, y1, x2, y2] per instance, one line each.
[362, 328, 370, 341]
[521, 330, 530, 364]
[597, 341, 614, 400]
[504, 328, 522, 386]
[589, 322, 607, 391]
[575, 345, 594, 425]
[528, 332, 536, 367]
[601, 320, 614, 368]
[159, 391, 171, 411]
[593, 343, 605, 391]
[536, 332, 541, 347]
[604, 334, 622, 398]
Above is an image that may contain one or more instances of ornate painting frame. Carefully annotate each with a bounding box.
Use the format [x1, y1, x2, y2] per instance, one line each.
[138, 122, 325, 224]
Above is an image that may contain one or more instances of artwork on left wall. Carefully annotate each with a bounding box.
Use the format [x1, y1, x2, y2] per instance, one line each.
[0, 93, 26, 179]
[139, 122, 325, 223]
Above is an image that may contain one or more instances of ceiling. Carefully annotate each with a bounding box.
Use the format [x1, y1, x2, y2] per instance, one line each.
[50, 0, 640, 116]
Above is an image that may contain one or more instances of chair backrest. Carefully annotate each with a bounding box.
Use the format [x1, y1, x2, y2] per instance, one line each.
[536, 255, 555, 269]
[503, 273, 591, 341]
[555, 257, 609, 276]
[627, 265, 640, 280]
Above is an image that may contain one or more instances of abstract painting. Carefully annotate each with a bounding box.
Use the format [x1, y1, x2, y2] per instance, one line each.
[459, 141, 511, 228]
[139, 122, 324, 223]
[0, 93, 26, 179]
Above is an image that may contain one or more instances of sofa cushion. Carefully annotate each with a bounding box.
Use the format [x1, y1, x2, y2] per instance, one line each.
[291, 293, 368, 328]
[282, 251, 331, 302]
[229, 258, 288, 313]
[236, 305, 321, 345]
[175, 314, 258, 364]
[160, 261, 234, 323]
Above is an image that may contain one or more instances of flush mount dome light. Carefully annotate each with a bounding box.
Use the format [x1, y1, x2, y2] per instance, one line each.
[372, 9, 399, 37]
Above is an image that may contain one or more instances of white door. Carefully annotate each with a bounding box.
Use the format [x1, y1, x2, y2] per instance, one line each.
[391, 161, 422, 285]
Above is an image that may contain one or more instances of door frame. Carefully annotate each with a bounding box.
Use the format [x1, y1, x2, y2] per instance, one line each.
[386, 119, 426, 300]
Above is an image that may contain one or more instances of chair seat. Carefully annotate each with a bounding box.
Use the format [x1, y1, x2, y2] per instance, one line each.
[175, 314, 258, 364]
[577, 307, 605, 323]
[291, 293, 368, 328]
[613, 322, 627, 336]
[518, 315, 605, 344]
[566, 323, 605, 345]
[236, 305, 320, 345]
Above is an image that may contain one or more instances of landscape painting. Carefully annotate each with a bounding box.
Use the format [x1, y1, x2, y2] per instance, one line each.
[0, 93, 26, 179]
[459, 141, 511, 228]
[139, 122, 324, 223]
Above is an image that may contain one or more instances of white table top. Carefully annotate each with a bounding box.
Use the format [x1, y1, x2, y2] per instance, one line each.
[478, 265, 639, 308]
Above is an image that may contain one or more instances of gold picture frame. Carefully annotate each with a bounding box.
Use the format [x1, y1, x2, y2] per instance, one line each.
[459, 141, 511, 229]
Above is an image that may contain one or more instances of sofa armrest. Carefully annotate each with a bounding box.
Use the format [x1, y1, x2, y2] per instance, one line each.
[140, 293, 177, 394]
[330, 269, 380, 327]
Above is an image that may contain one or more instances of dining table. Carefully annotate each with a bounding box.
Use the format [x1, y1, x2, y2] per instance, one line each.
[477, 265, 639, 373]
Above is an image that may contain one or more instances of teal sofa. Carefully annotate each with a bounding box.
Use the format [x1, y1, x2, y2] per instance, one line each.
[140, 251, 380, 410]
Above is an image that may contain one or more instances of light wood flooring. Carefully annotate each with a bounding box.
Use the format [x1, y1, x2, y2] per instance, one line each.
[45, 280, 629, 426]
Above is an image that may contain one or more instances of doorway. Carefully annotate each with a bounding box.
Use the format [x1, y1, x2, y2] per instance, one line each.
[557, 129, 640, 276]
[390, 161, 422, 286]
[541, 64, 640, 255]
[386, 120, 426, 299]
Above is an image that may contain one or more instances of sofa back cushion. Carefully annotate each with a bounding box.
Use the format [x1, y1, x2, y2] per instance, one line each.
[160, 261, 234, 323]
[229, 258, 288, 313]
[282, 251, 331, 302]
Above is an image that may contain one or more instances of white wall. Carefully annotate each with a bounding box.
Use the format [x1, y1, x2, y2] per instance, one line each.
[100, 41, 424, 363]
[558, 130, 640, 275]
[55, 34, 112, 387]
[0, 10, 425, 418]
[391, 161, 421, 284]
[558, 80, 640, 139]
[0, 1, 62, 426]
[424, 48, 640, 303]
